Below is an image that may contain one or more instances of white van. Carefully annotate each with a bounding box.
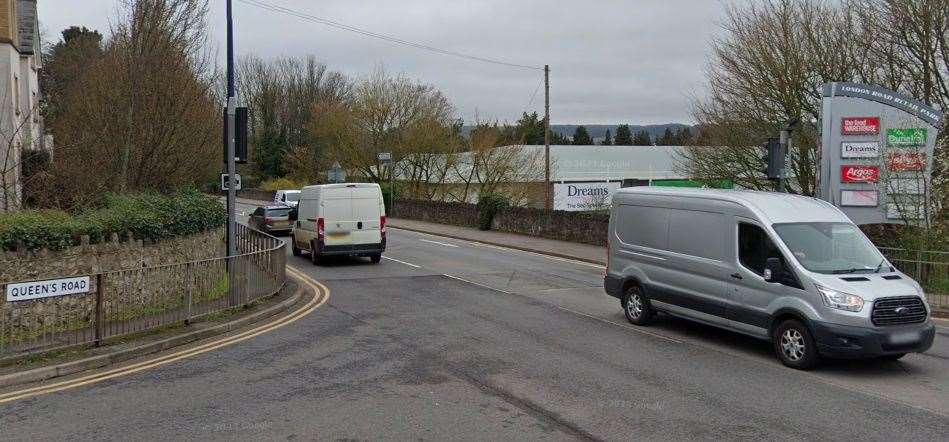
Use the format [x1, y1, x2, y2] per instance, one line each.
[290, 183, 386, 264]
[274, 189, 301, 208]
[605, 187, 934, 369]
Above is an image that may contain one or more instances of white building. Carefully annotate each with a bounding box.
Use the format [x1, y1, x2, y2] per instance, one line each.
[0, 0, 45, 211]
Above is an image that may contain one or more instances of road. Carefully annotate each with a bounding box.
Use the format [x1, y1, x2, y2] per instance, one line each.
[1, 203, 947, 440]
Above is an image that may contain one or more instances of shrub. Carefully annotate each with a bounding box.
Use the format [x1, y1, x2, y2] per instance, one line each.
[259, 177, 307, 192]
[0, 190, 226, 251]
[476, 193, 510, 231]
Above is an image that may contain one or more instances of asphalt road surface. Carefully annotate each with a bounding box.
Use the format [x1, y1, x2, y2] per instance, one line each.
[2, 205, 947, 440]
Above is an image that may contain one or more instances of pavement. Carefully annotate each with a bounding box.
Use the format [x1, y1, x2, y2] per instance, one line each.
[0, 199, 946, 440]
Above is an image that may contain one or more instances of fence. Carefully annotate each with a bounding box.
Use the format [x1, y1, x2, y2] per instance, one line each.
[879, 247, 949, 311]
[0, 224, 286, 357]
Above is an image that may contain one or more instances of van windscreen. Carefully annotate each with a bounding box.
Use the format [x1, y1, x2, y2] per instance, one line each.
[772, 222, 885, 274]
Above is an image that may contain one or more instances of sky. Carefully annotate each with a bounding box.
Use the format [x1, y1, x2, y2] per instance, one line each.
[38, 0, 726, 125]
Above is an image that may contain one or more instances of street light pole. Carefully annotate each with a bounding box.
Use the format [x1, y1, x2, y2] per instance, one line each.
[544, 64, 550, 211]
[226, 0, 236, 258]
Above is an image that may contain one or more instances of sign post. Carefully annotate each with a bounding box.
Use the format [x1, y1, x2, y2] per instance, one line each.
[378, 152, 393, 215]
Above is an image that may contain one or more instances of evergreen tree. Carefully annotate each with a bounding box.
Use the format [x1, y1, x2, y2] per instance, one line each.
[601, 129, 612, 145]
[572, 125, 593, 145]
[614, 124, 633, 145]
[656, 127, 675, 146]
[633, 129, 652, 146]
[675, 126, 692, 145]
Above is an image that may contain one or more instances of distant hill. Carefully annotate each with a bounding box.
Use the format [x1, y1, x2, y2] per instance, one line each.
[461, 123, 693, 143]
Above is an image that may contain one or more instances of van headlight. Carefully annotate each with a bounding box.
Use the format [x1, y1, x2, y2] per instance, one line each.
[816, 285, 864, 312]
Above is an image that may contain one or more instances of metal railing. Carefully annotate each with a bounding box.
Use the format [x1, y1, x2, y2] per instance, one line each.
[878, 247, 949, 311]
[0, 224, 286, 357]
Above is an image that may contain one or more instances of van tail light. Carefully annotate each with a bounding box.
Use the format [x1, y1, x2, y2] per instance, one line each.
[380, 216, 387, 242]
[317, 217, 325, 239]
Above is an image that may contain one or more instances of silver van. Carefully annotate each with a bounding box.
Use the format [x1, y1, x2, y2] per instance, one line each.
[604, 187, 935, 369]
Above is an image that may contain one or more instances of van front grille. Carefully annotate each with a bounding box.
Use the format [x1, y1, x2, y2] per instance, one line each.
[871, 296, 927, 326]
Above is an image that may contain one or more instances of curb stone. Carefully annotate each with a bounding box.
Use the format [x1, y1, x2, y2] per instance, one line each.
[0, 283, 307, 389]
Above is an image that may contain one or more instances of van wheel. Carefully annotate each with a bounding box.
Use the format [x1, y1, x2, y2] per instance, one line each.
[623, 285, 654, 325]
[370, 253, 382, 264]
[310, 241, 321, 265]
[773, 319, 820, 370]
[291, 236, 301, 256]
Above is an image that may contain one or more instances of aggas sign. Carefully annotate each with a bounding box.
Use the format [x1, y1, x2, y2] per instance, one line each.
[841, 117, 880, 135]
[840, 165, 878, 183]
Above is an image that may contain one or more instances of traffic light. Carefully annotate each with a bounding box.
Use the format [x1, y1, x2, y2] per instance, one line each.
[760, 137, 782, 179]
[223, 106, 248, 164]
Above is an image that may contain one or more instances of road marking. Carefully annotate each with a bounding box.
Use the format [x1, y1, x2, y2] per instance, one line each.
[0, 268, 329, 405]
[443, 273, 511, 293]
[382, 256, 421, 268]
[419, 239, 459, 248]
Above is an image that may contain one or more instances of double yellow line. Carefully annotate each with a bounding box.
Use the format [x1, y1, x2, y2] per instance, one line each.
[0, 266, 328, 405]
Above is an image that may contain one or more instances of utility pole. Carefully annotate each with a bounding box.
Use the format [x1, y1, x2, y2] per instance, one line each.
[544, 64, 550, 211]
[226, 0, 237, 258]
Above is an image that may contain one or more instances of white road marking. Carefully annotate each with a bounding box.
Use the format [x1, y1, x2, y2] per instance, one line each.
[419, 238, 459, 248]
[382, 256, 421, 268]
[443, 273, 511, 293]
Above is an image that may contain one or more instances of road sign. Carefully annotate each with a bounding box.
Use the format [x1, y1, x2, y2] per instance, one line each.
[220, 173, 242, 191]
[7, 276, 91, 302]
[327, 162, 346, 183]
[378, 152, 392, 163]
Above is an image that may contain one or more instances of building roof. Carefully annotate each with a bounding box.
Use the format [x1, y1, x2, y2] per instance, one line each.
[617, 187, 849, 224]
[516, 145, 688, 182]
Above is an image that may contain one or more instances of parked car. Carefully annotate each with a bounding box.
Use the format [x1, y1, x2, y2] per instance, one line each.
[604, 187, 935, 369]
[274, 189, 301, 208]
[249, 205, 294, 235]
[290, 183, 386, 264]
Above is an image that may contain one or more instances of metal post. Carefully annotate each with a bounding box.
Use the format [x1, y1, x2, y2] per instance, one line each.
[226, 0, 239, 306]
[778, 129, 789, 193]
[544, 64, 550, 211]
[94, 274, 103, 347]
[185, 263, 193, 325]
[390, 162, 394, 216]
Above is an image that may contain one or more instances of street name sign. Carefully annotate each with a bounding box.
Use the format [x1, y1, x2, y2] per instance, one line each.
[378, 152, 392, 163]
[6, 276, 91, 302]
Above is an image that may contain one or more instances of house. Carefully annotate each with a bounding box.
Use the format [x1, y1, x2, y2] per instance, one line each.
[0, 0, 46, 211]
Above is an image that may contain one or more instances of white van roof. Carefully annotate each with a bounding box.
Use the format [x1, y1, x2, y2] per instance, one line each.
[615, 187, 851, 225]
[301, 183, 380, 192]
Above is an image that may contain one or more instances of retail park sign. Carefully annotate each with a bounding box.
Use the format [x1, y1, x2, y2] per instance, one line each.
[819, 82, 942, 225]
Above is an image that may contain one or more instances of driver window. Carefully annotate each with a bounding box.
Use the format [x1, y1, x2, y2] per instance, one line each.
[738, 223, 781, 276]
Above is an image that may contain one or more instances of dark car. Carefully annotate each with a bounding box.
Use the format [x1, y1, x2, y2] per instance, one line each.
[249, 205, 293, 234]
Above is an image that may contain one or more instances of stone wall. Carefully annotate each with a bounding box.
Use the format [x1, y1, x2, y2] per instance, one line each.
[394, 199, 481, 229]
[394, 199, 609, 246]
[0, 229, 227, 351]
[492, 207, 609, 246]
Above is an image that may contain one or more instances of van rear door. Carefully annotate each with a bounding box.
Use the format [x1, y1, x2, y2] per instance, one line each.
[350, 186, 382, 245]
[322, 187, 355, 246]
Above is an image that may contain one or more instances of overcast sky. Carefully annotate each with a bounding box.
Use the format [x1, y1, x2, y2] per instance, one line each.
[38, 0, 726, 125]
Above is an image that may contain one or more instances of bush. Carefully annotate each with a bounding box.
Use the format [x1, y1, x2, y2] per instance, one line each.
[0, 190, 226, 251]
[476, 193, 510, 231]
[260, 177, 307, 192]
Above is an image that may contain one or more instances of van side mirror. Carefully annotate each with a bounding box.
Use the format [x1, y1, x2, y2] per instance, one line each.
[764, 257, 782, 282]
[289, 208, 298, 221]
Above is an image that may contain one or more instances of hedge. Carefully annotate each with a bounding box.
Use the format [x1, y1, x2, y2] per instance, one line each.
[0, 190, 226, 251]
